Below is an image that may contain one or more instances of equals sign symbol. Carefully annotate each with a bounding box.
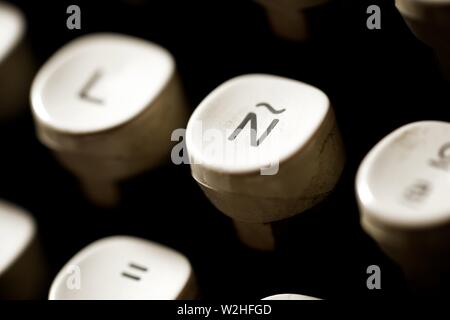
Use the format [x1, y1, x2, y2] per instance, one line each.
[121, 262, 148, 281]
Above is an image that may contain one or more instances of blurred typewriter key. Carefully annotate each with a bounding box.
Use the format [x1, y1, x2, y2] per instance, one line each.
[0, 1, 35, 119]
[186, 74, 345, 251]
[262, 293, 321, 300]
[31, 33, 189, 207]
[396, 0, 450, 79]
[356, 121, 450, 292]
[255, 0, 330, 41]
[0, 200, 46, 299]
[48, 236, 197, 300]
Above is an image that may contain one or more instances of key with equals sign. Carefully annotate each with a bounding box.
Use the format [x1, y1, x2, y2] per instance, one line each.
[121, 262, 148, 281]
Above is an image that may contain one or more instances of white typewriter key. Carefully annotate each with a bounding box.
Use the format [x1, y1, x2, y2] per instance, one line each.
[396, 0, 450, 79]
[31, 33, 189, 207]
[186, 74, 345, 250]
[356, 121, 450, 291]
[255, 0, 330, 41]
[0, 200, 46, 299]
[262, 293, 321, 300]
[0, 2, 34, 119]
[48, 236, 196, 300]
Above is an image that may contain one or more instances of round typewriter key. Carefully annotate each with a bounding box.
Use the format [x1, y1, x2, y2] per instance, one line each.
[0, 2, 34, 119]
[49, 236, 196, 300]
[262, 293, 321, 300]
[356, 121, 450, 291]
[186, 74, 345, 250]
[31, 33, 189, 207]
[396, 0, 450, 80]
[255, 0, 330, 41]
[0, 200, 46, 299]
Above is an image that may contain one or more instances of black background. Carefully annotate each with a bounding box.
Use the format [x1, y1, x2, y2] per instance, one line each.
[1, 0, 449, 301]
